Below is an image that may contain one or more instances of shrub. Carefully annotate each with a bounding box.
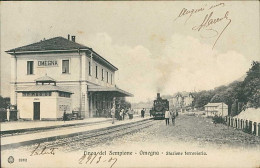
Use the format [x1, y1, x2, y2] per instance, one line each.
[212, 115, 225, 124]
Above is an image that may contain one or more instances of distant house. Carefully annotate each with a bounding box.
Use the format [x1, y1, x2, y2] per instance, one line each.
[169, 92, 194, 111]
[204, 103, 228, 117]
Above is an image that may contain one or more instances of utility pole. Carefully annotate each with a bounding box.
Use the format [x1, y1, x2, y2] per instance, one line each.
[222, 102, 223, 116]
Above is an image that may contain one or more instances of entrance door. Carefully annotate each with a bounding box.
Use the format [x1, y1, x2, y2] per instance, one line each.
[33, 102, 40, 120]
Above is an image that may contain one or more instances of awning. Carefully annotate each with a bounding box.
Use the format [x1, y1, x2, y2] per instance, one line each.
[88, 85, 133, 97]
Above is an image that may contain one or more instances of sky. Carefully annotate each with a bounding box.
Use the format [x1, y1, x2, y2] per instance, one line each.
[0, 1, 259, 103]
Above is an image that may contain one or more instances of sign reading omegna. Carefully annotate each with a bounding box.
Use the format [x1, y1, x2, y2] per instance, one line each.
[38, 60, 58, 67]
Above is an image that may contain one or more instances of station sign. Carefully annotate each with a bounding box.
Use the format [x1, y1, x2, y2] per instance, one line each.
[38, 60, 58, 67]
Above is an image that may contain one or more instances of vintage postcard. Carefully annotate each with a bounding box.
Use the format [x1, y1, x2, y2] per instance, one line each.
[0, 1, 259, 168]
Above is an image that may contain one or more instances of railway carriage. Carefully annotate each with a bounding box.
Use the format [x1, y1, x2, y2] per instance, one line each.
[152, 93, 169, 119]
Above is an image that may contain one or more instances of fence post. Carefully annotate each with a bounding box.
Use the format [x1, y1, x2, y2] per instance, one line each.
[238, 119, 240, 129]
[253, 122, 257, 135]
[258, 123, 260, 136]
[249, 121, 253, 134]
[235, 118, 238, 128]
[246, 120, 248, 129]
[231, 118, 233, 127]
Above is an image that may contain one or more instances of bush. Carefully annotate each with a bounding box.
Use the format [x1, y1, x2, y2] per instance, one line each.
[243, 126, 251, 134]
[212, 115, 225, 124]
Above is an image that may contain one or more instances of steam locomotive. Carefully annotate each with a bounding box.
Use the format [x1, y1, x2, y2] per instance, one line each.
[152, 93, 169, 119]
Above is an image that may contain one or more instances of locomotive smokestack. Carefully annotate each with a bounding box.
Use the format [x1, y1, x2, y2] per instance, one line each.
[157, 93, 160, 99]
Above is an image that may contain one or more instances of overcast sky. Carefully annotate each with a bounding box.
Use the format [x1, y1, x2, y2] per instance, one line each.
[1, 1, 259, 102]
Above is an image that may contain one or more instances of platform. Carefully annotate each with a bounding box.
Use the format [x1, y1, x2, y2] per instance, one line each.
[0, 117, 112, 134]
[1, 115, 152, 150]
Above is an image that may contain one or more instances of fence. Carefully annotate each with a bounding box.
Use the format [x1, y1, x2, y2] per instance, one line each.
[225, 116, 259, 136]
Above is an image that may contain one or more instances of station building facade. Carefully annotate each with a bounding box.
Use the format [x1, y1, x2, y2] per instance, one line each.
[6, 35, 132, 120]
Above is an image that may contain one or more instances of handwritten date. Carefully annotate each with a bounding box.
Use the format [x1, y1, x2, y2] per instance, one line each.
[79, 154, 118, 168]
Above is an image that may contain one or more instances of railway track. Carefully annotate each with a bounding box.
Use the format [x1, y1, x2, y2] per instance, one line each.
[32, 119, 156, 152]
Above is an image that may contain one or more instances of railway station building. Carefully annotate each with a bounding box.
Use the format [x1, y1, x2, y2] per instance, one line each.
[6, 35, 133, 120]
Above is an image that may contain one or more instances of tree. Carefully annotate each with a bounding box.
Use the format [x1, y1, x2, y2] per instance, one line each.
[0, 96, 10, 109]
[231, 99, 238, 116]
[191, 61, 259, 113]
[210, 93, 223, 103]
[193, 90, 215, 109]
[242, 61, 260, 108]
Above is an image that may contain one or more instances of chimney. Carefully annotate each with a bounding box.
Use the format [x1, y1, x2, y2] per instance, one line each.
[68, 34, 70, 40]
[157, 93, 160, 99]
[71, 36, 76, 42]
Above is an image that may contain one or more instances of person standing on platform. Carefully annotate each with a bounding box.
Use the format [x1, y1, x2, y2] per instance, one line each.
[171, 111, 176, 126]
[141, 108, 145, 118]
[150, 109, 153, 117]
[119, 109, 123, 120]
[63, 110, 67, 122]
[121, 108, 125, 120]
[115, 108, 119, 120]
[6, 108, 10, 121]
[165, 109, 170, 126]
[111, 106, 115, 124]
[129, 108, 134, 119]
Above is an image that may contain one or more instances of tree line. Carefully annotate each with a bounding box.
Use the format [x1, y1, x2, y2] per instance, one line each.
[192, 61, 259, 116]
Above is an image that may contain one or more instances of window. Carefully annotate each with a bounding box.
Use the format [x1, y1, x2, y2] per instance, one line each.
[106, 71, 109, 83]
[22, 91, 52, 97]
[111, 74, 113, 84]
[95, 65, 98, 78]
[62, 60, 69, 74]
[89, 61, 91, 76]
[102, 69, 104, 80]
[27, 61, 34, 75]
[59, 92, 71, 98]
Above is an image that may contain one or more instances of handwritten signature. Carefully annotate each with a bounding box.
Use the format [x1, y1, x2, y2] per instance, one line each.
[79, 154, 118, 168]
[174, 3, 231, 49]
[174, 6, 206, 24]
[30, 143, 58, 156]
[192, 11, 231, 49]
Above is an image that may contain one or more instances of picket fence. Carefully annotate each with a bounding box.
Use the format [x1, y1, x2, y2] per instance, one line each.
[225, 116, 259, 136]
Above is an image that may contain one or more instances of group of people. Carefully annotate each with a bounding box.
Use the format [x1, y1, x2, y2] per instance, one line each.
[164, 110, 176, 126]
[110, 107, 134, 124]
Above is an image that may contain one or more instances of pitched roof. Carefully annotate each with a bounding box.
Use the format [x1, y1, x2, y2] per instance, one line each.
[16, 85, 73, 93]
[88, 85, 133, 97]
[6, 36, 118, 71]
[6, 37, 89, 53]
[35, 75, 56, 82]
